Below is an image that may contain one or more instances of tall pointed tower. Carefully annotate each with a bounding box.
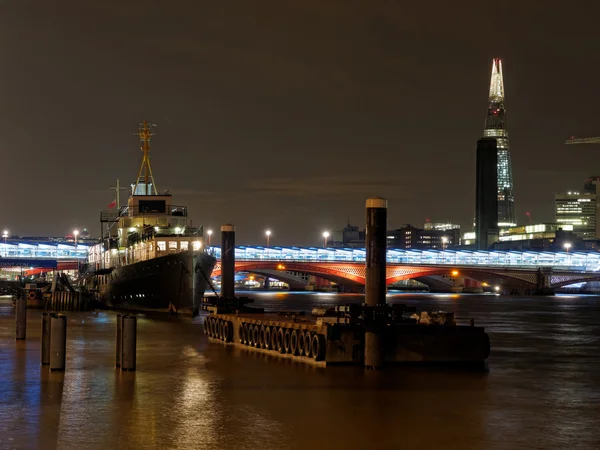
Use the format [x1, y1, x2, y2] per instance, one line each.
[483, 58, 516, 227]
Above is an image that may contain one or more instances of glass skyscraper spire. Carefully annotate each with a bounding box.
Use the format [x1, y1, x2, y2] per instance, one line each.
[483, 58, 516, 227]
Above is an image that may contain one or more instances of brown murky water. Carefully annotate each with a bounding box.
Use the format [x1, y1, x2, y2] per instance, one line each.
[1, 292, 600, 450]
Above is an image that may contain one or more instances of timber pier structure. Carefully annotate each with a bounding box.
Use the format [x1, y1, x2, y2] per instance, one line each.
[203, 198, 491, 369]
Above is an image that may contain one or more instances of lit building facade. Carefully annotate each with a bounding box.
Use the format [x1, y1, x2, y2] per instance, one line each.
[483, 58, 516, 227]
[387, 225, 460, 250]
[555, 191, 597, 238]
[424, 222, 460, 231]
[499, 223, 574, 242]
[493, 224, 580, 251]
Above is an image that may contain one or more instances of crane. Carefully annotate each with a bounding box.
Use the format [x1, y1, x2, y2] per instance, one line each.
[565, 136, 600, 144]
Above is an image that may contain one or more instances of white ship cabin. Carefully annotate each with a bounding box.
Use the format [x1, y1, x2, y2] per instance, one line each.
[88, 183, 205, 270]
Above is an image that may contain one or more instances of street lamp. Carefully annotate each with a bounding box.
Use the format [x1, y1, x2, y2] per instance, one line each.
[564, 242, 572, 265]
[2, 229, 8, 244]
[73, 229, 80, 273]
[265, 229, 272, 247]
[207, 229, 213, 247]
[323, 231, 330, 248]
[441, 236, 449, 250]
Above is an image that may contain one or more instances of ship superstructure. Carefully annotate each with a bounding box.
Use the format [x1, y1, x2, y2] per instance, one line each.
[86, 121, 216, 315]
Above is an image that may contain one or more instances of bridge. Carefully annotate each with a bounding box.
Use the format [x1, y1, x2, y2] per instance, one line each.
[208, 246, 600, 293]
[0, 240, 88, 259]
[0, 241, 88, 278]
[0, 258, 80, 277]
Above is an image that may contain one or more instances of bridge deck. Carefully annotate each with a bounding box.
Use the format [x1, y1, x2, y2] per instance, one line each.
[207, 246, 600, 272]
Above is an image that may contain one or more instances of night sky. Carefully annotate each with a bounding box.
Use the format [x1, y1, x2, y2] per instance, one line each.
[1, 1, 599, 246]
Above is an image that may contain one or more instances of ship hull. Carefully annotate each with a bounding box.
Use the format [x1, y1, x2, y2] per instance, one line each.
[97, 251, 216, 316]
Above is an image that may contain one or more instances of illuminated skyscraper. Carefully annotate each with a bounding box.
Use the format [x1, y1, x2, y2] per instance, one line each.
[483, 58, 516, 227]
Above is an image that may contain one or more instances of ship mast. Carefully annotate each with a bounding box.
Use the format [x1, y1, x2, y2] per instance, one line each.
[110, 179, 128, 210]
[133, 121, 158, 195]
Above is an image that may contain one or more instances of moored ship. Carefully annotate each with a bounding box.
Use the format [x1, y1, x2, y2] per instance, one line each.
[85, 121, 216, 315]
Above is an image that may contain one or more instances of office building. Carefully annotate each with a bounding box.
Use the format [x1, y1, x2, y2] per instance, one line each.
[555, 191, 596, 238]
[424, 222, 460, 232]
[476, 138, 499, 250]
[498, 223, 574, 242]
[331, 222, 365, 248]
[387, 225, 460, 250]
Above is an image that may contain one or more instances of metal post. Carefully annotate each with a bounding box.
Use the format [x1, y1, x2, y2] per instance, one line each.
[220, 224, 235, 299]
[15, 296, 27, 340]
[50, 315, 67, 371]
[364, 197, 387, 369]
[116, 314, 123, 368]
[41, 312, 53, 365]
[121, 315, 137, 372]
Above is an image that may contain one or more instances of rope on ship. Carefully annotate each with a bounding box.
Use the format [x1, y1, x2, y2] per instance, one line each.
[195, 260, 219, 298]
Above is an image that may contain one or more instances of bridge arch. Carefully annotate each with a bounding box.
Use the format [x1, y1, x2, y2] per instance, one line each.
[213, 262, 465, 286]
[550, 274, 600, 288]
[247, 269, 310, 290]
[212, 261, 367, 285]
[211, 258, 600, 292]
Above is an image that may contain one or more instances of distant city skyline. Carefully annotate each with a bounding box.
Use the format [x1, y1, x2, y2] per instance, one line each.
[1, 2, 599, 246]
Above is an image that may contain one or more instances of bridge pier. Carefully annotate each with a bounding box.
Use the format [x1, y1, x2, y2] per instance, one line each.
[336, 284, 365, 294]
[462, 278, 484, 294]
[534, 267, 555, 296]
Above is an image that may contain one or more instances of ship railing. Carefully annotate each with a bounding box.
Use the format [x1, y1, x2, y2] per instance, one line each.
[100, 205, 189, 222]
[115, 205, 189, 218]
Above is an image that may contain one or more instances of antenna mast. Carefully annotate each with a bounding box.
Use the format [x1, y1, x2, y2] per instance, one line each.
[133, 121, 158, 195]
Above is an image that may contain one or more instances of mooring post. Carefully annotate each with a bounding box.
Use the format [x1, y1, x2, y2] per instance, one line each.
[364, 197, 387, 369]
[50, 315, 67, 371]
[15, 296, 27, 340]
[121, 315, 137, 372]
[116, 314, 123, 368]
[220, 224, 236, 300]
[41, 312, 53, 365]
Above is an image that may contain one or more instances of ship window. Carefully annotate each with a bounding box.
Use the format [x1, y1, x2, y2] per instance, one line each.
[180, 241, 189, 251]
[138, 200, 166, 213]
[169, 241, 178, 250]
[157, 241, 166, 251]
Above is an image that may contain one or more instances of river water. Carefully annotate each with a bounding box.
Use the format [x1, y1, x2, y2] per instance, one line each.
[1, 291, 599, 450]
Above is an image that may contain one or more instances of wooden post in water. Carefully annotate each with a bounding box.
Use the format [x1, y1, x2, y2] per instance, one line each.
[116, 314, 123, 368]
[50, 315, 67, 371]
[364, 197, 387, 369]
[41, 312, 53, 365]
[16, 297, 27, 340]
[121, 315, 137, 371]
[220, 224, 236, 299]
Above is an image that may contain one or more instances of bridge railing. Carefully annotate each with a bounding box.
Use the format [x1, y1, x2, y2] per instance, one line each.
[208, 246, 600, 273]
[0, 243, 89, 260]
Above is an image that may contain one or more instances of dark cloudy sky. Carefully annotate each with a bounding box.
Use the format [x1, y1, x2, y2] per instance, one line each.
[1, 1, 599, 246]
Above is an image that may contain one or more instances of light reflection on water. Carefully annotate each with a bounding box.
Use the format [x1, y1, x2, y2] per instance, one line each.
[0, 292, 599, 449]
